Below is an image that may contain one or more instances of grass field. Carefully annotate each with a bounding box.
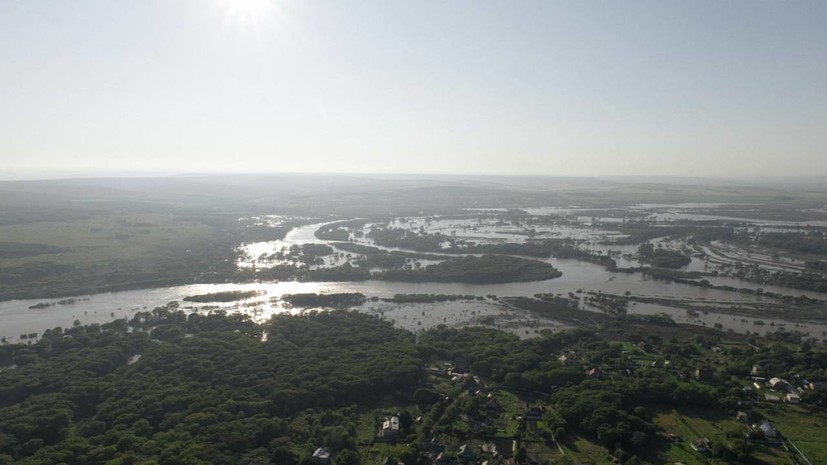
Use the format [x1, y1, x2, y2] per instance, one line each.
[0, 213, 214, 267]
[652, 405, 796, 465]
[0, 213, 240, 300]
[562, 435, 612, 464]
[758, 404, 827, 465]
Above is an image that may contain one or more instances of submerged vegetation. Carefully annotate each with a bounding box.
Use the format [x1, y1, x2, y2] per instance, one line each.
[183, 290, 261, 303]
[376, 255, 562, 284]
[280, 292, 367, 308]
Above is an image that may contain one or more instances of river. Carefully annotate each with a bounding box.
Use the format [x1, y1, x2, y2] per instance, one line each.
[2, 220, 826, 342]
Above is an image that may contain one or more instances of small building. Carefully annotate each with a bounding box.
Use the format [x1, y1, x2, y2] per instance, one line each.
[451, 360, 470, 374]
[661, 432, 680, 443]
[691, 437, 710, 452]
[809, 381, 827, 392]
[759, 421, 778, 439]
[481, 443, 497, 454]
[736, 411, 749, 422]
[382, 416, 400, 437]
[524, 404, 543, 421]
[786, 393, 801, 403]
[458, 444, 476, 463]
[312, 447, 331, 464]
[769, 377, 787, 390]
[765, 394, 781, 402]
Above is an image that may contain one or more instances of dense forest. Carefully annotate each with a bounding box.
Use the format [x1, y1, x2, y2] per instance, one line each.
[2, 309, 826, 465]
[0, 310, 421, 465]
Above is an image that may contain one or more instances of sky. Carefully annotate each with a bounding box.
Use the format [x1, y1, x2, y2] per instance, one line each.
[1, 0, 825, 179]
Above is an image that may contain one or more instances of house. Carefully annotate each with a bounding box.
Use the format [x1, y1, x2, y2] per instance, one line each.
[661, 432, 680, 443]
[736, 411, 749, 422]
[585, 367, 602, 378]
[486, 398, 501, 410]
[809, 381, 827, 392]
[558, 351, 577, 366]
[458, 444, 476, 463]
[312, 447, 331, 464]
[765, 394, 781, 402]
[769, 377, 787, 389]
[759, 421, 778, 439]
[751, 364, 762, 376]
[524, 405, 543, 421]
[382, 416, 400, 437]
[481, 443, 497, 454]
[690, 437, 710, 452]
[786, 393, 801, 403]
[451, 360, 469, 374]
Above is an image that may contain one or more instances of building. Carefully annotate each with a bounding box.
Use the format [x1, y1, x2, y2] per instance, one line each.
[585, 367, 602, 378]
[312, 448, 331, 464]
[524, 405, 543, 421]
[759, 421, 778, 439]
[786, 393, 801, 403]
[769, 377, 787, 390]
[382, 416, 400, 437]
[481, 443, 497, 454]
[809, 381, 827, 392]
[691, 437, 710, 452]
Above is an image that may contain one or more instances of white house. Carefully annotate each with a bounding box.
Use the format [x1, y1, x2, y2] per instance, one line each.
[382, 416, 400, 437]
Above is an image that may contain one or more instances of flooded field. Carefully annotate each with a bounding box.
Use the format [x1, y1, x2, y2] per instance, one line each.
[2, 202, 825, 343]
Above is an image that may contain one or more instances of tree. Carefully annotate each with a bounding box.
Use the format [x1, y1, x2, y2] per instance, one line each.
[399, 411, 414, 433]
[336, 449, 360, 465]
[515, 447, 527, 464]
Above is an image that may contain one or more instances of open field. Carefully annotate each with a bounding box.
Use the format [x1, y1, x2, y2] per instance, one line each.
[0, 213, 240, 300]
[0, 213, 214, 266]
[758, 404, 827, 465]
[652, 406, 796, 465]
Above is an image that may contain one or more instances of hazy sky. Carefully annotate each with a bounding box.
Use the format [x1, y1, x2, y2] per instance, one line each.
[1, 1, 825, 178]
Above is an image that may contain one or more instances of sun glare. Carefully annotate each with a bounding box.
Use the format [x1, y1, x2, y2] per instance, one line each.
[221, 0, 273, 16]
[216, 0, 276, 35]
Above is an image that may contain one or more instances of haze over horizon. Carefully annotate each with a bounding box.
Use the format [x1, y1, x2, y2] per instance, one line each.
[2, 1, 826, 178]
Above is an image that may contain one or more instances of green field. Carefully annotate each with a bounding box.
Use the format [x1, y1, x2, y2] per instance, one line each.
[758, 404, 827, 465]
[0, 213, 239, 300]
[652, 406, 795, 465]
[0, 213, 213, 266]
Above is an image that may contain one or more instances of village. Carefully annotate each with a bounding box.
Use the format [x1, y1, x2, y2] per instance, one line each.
[335, 328, 827, 465]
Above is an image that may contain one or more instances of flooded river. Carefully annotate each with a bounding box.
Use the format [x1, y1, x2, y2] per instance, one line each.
[3, 219, 826, 342]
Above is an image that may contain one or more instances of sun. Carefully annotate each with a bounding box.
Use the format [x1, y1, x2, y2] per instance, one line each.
[221, 0, 274, 17]
[216, 0, 276, 33]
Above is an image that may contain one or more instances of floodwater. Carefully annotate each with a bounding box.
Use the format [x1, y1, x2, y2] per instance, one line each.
[2, 211, 825, 342]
